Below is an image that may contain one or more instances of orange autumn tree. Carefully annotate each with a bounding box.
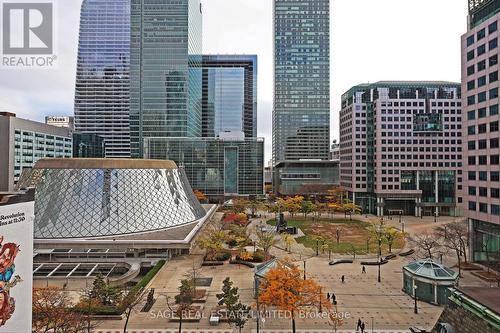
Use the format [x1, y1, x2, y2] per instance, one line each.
[258, 260, 342, 333]
[193, 190, 207, 202]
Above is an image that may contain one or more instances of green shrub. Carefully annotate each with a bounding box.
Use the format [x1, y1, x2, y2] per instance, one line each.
[252, 249, 265, 262]
[215, 250, 231, 261]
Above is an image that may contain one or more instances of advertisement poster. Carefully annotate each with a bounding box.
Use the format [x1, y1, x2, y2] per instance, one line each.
[0, 201, 34, 333]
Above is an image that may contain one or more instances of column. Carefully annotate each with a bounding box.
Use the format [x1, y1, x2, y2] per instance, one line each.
[434, 284, 438, 304]
[435, 170, 439, 216]
[415, 198, 419, 217]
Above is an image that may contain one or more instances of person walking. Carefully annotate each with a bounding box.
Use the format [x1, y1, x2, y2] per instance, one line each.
[360, 321, 365, 333]
[327, 292, 330, 300]
[341, 275, 345, 283]
[362, 265, 366, 274]
[356, 318, 362, 331]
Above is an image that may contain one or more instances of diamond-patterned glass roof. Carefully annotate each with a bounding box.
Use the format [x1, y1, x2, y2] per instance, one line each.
[28, 162, 206, 239]
[404, 259, 458, 281]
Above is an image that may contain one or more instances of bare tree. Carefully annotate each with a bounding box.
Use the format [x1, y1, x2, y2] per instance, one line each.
[435, 222, 468, 276]
[121, 290, 145, 333]
[409, 233, 444, 260]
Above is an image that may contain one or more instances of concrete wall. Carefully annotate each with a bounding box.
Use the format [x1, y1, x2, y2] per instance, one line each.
[433, 301, 499, 333]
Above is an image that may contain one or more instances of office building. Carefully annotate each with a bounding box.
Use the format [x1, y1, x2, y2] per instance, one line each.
[340, 82, 463, 217]
[73, 0, 131, 158]
[130, 0, 203, 158]
[202, 55, 257, 138]
[45, 116, 74, 130]
[461, 0, 499, 269]
[272, 0, 330, 163]
[0, 112, 72, 192]
[145, 137, 264, 200]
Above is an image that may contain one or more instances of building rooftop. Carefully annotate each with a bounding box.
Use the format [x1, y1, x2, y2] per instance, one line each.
[458, 287, 500, 316]
[404, 259, 458, 280]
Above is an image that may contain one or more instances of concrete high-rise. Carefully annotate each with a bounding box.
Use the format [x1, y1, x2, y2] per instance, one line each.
[272, 0, 330, 163]
[74, 0, 131, 157]
[461, 0, 499, 268]
[340, 82, 463, 217]
[130, 0, 203, 158]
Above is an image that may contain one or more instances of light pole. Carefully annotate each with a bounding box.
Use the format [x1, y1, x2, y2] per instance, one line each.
[413, 285, 418, 314]
[401, 220, 405, 234]
[434, 211, 437, 223]
[377, 224, 382, 283]
[303, 260, 307, 280]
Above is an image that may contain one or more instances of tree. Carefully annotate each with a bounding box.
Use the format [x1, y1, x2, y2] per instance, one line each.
[193, 190, 207, 202]
[33, 287, 92, 333]
[256, 229, 278, 259]
[248, 200, 263, 218]
[196, 224, 227, 260]
[121, 290, 144, 333]
[300, 200, 316, 219]
[281, 233, 295, 253]
[342, 200, 361, 221]
[168, 279, 195, 333]
[382, 227, 404, 253]
[232, 199, 250, 214]
[216, 277, 251, 333]
[435, 222, 468, 277]
[284, 196, 304, 217]
[409, 233, 443, 259]
[89, 273, 121, 306]
[258, 260, 341, 333]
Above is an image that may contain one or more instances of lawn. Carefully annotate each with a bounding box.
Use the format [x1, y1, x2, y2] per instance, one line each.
[267, 216, 405, 255]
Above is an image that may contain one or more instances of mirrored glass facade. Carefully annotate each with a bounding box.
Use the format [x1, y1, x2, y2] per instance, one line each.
[202, 55, 257, 138]
[273, 0, 330, 163]
[23, 160, 206, 239]
[144, 137, 264, 198]
[130, 0, 203, 158]
[74, 0, 131, 157]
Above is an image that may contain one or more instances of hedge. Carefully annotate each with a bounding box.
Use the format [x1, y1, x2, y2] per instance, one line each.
[129, 259, 166, 296]
[229, 260, 255, 268]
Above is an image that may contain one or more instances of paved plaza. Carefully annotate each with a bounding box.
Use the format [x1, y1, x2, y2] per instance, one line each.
[94, 214, 493, 333]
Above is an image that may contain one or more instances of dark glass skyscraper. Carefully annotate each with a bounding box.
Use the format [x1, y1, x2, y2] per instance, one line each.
[74, 0, 131, 157]
[130, 0, 203, 158]
[202, 55, 257, 138]
[272, 0, 330, 163]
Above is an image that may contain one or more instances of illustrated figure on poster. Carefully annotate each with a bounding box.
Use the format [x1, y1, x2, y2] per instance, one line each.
[0, 235, 21, 327]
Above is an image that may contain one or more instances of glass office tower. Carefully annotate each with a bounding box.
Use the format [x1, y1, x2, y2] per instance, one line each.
[202, 55, 257, 138]
[272, 0, 330, 163]
[74, 0, 131, 157]
[130, 0, 203, 158]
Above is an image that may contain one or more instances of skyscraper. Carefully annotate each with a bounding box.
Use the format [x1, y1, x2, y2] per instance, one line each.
[74, 0, 131, 157]
[340, 82, 463, 216]
[272, 0, 330, 163]
[202, 55, 257, 138]
[461, 0, 499, 268]
[130, 0, 203, 158]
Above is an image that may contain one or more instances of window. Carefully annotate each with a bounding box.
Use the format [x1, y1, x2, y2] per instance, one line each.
[479, 124, 487, 133]
[479, 187, 488, 196]
[489, 38, 498, 50]
[491, 104, 499, 116]
[490, 54, 498, 66]
[490, 71, 499, 83]
[478, 107, 487, 118]
[491, 138, 500, 148]
[478, 60, 487, 71]
[478, 92, 487, 102]
[491, 155, 500, 165]
[468, 156, 476, 165]
[479, 139, 487, 149]
[491, 121, 499, 132]
[477, 44, 486, 56]
[467, 50, 474, 61]
[467, 35, 475, 46]
[467, 80, 475, 90]
[468, 125, 476, 135]
[490, 21, 498, 34]
[479, 171, 488, 181]
[468, 95, 475, 106]
[467, 65, 475, 75]
[479, 155, 487, 165]
[468, 186, 477, 195]
[468, 201, 476, 211]
[477, 28, 486, 40]
[468, 140, 476, 150]
[492, 205, 500, 216]
[492, 188, 500, 198]
[468, 171, 476, 180]
[479, 202, 488, 213]
[490, 88, 498, 99]
[492, 172, 500, 182]
[467, 110, 476, 120]
[478, 76, 487, 87]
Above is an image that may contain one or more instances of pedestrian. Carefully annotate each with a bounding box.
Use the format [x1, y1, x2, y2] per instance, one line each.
[361, 321, 365, 333]
[356, 318, 362, 331]
[341, 275, 345, 283]
[362, 265, 366, 274]
[327, 292, 330, 300]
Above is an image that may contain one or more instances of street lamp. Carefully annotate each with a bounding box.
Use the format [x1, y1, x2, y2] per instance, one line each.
[401, 220, 405, 234]
[413, 285, 418, 314]
[303, 260, 307, 280]
[434, 211, 438, 223]
[376, 224, 382, 283]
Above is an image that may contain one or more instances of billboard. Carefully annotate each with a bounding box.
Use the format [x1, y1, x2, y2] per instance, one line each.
[0, 201, 34, 332]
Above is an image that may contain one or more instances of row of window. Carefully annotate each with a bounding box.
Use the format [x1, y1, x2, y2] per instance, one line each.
[467, 85, 499, 105]
[468, 186, 500, 198]
[468, 138, 500, 150]
[466, 21, 498, 46]
[468, 202, 500, 216]
[466, 120, 499, 133]
[466, 104, 499, 120]
[467, 155, 500, 165]
[466, 54, 498, 75]
[468, 171, 500, 181]
[466, 38, 498, 61]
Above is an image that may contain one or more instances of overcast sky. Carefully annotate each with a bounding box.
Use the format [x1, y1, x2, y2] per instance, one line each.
[0, 0, 469, 162]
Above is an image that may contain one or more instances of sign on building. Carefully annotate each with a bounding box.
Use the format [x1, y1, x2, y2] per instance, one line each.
[0, 201, 34, 332]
